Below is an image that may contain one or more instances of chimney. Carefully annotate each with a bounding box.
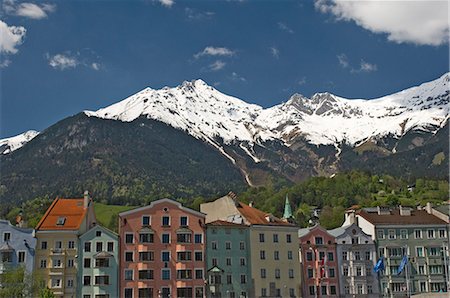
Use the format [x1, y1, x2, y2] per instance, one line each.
[399, 205, 411, 216]
[83, 190, 90, 208]
[249, 201, 254, 208]
[425, 202, 433, 214]
[345, 210, 356, 225]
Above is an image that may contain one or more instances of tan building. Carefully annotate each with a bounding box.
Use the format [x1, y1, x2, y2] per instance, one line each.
[201, 192, 301, 298]
[34, 192, 96, 298]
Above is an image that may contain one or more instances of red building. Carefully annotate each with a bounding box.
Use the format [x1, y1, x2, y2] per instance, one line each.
[298, 225, 340, 298]
[119, 198, 206, 298]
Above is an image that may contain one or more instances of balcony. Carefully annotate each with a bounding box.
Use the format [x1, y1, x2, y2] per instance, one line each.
[50, 248, 65, 255]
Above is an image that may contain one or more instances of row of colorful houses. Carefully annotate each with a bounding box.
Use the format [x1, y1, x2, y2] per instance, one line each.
[1, 191, 449, 298]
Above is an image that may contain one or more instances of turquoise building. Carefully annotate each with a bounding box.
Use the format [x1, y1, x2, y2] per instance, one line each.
[206, 220, 253, 298]
[78, 225, 119, 298]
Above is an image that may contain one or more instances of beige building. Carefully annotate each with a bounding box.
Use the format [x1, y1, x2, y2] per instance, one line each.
[34, 192, 96, 298]
[201, 192, 301, 298]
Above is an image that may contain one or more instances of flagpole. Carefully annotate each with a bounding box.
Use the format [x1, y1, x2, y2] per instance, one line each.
[405, 245, 410, 297]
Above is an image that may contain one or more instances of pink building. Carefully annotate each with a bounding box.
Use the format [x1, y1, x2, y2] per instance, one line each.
[119, 199, 206, 298]
[298, 225, 340, 298]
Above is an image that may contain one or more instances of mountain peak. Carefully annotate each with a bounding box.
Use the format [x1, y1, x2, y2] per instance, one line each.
[0, 130, 39, 155]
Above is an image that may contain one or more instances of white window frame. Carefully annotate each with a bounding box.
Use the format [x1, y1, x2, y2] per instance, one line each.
[161, 215, 171, 226]
[141, 215, 151, 226]
[17, 250, 26, 263]
[124, 233, 134, 244]
[400, 229, 408, 239]
[161, 233, 171, 244]
[180, 216, 189, 226]
[427, 229, 435, 239]
[194, 268, 204, 279]
[388, 229, 396, 240]
[124, 269, 133, 281]
[414, 229, 422, 239]
[416, 246, 424, 257]
[161, 268, 171, 280]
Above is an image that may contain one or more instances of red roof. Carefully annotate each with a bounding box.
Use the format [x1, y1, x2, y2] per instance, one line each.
[237, 202, 294, 226]
[207, 220, 247, 227]
[358, 209, 447, 225]
[36, 198, 89, 230]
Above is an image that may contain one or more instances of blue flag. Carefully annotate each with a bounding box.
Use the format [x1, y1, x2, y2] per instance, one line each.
[397, 255, 408, 275]
[373, 257, 384, 273]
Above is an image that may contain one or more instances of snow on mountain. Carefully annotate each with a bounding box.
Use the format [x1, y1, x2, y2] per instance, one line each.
[85, 73, 449, 151]
[0, 130, 39, 154]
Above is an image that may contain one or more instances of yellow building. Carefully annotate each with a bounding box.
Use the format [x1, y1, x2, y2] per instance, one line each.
[201, 192, 301, 298]
[34, 192, 96, 298]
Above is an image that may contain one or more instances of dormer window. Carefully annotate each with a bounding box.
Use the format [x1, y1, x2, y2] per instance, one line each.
[56, 217, 66, 226]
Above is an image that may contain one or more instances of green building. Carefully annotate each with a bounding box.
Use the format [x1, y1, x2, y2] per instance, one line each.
[78, 225, 119, 298]
[206, 220, 252, 298]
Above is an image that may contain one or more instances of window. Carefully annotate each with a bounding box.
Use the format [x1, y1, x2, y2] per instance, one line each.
[416, 247, 424, 257]
[212, 258, 217, 266]
[125, 252, 133, 262]
[344, 286, 350, 294]
[309, 286, 315, 295]
[365, 251, 371, 260]
[428, 229, 435, 239]
[439, 229, 446, 238]
[67, 279, 74, 288]
[261, 288, 267, 297]
[40, 259, 47, 268]
[83, 276, 91, 286]
[194, 234, 202, 243]
[240, 241, 245, 250]
[56, 217, 66, 226]
[366, 266, 371, 276]
[327, 252, 334, 261]
[162, 233, 170, 244]
[124, 269, 133, 281]
[226, 257, 232, 266]
[329, 268, 335, 278]
[367, 285, 373, 294]
[177, 288, 192, 298]
[138, 270, 153, 280]
[321, 285, 327, 295]
[429, 247, 439, 256]
[343, 267, 349, 276]
[139, 288, 153, 298]
[68, 241, 75, 249]
[273, 234, 279, 242]
[162, 216, 170, 226]
[288, 268, 294, 278]
[18, 251, 25, 263]
[211, 241, 218, 250]
[225, 241, 231, 250]
[95, 275, 109, 285]
[96, 231, 102, 237]
[177, 251, 192, 261]
[319, 251, 325, 260]
[95, 258, 109, 267]
[124, 288, 133, 298]
[177, 269, 192, 279]
[260, 250, 266, 260]
[177, 232, 191, 243]
[195, 288, 204, 298]
[84, 242, 91, 252]
[194, 251, 203, 261]
[275, 269, 280, 279]
[288, 250, 293, 260]
[55, 241, 62, 249]
[286, 234, 292, 243]
[162, 269, 170, 280]
[96, 242, 103, 252]
[379, 247, 385, 257]
[240, 274, 247, 284]
[195, 269, 203, 279]
[352, 237, 359, 244]
[420, 282, 427, 292]
[67, 259, 74, 268]
[341, 251, 347, 260]
[315, 237, 323, 245]
[259, 233, 265, 242]
[357, 284, 363, 294]
[377, 230, 385, 239]
[307, 268, 314, 278]
[139, 251, 154, 261]
[240, 258, 246, 266]
[180, 216, 188, 226]
[274, 251, 279, 260]
[161, 251, 170, 262]
[3, 232, 11, 242]
[418, 265, 425, 275]
[354, 251, 361, 260]
[356, 266, 362, 276]
[227, 275, 232, 284]
[84, 258, 91, 268]
[53, 259, 62, 268]
[261, 268, 266, 278]
[306, 252, 313, 261]
[415, 229, 422, 239]
[330, 286, 336, 295]
[388, 230, 396, 239]
[400, 229, 408, 239]
[142, 215, 150, 226]
[125, 233, 134, 244]
[429, 265, 443, 274]
[41, 241, 47, 249]
[107, 242, 114, 252]
[139, 233, 154, 243]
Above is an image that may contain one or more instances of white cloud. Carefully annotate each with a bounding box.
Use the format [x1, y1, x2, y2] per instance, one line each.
[0, 59, 11, 68]
[46, 51, 101, 71]
[298, 77, 306, 85]
[157, 0, 175, 8]
[209, 60, 226, 71]
[185, 8, 214, 20]
[315, 0, 449, 46]
[91, 62, 100, 71]
[337, 53, 377, 73]
[230, 72, 246, 82]
[0, 20, 26, 55]
[194, 46, 235, 59]
[337, 53, 349, 68]
[47, 53, 78, 70]
[354, 59, 377, 73]
[278, 22, 294, 34]
[3, 1, 56, 19]
[270, 47, 280, 59]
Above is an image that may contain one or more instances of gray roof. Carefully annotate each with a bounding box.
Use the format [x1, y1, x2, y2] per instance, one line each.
[328, 226, 347, 237]
[434, 204, 450, 216]
[298, 226, 314, 237]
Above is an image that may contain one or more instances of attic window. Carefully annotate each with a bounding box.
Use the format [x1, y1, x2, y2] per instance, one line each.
[56, 217, 66, 226]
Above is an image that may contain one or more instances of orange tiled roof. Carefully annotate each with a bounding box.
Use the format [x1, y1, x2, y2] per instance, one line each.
[36, 198, 88, 230]
[237, 202, 294, 226]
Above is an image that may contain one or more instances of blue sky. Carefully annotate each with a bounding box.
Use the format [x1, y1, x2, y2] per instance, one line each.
[1, 0, 448, 138]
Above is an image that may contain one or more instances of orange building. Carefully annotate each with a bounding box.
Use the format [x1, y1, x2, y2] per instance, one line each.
[118, 198, 206, 298]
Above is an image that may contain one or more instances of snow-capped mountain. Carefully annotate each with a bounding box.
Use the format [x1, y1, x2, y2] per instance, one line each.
[0, 130, 39, 154]
[85, 73, 449, 151]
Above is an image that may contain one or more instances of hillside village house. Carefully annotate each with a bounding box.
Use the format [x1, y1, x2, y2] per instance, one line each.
[201, 192, 300, 298]
[34, 192, 96, 298]
[118, 198, 206, 298]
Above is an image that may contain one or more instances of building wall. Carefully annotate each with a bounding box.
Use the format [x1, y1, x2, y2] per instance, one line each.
[119, 199, 206, 298]
[299, 227, 339, 298]
[250, 225, 300, 298]
[0, 220, 36, 275]
[205, 224, 252, 298]
[334, 224, 379, 297]
[78, 225, 119, 298]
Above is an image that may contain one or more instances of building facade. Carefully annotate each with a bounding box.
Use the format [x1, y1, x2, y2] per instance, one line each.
[201, 193, 301, 298]
[118, 198, 206, 298]
[329, 223, 379, 297]
[34, 193, 96, 298]
[205, 220, 252, 298]
[298, 225, 340, 298]
[78, 225, 119, 298]
[350, 206, 449, 296]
